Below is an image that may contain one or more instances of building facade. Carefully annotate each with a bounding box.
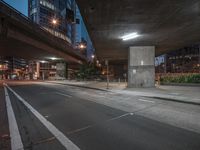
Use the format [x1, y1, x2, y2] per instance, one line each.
[0, 57, 28, 79]
[75, 5, 94, 59]
[28, 0, 76, 44]
[28, 0, 94, 58]
[155, 45, 200, 73]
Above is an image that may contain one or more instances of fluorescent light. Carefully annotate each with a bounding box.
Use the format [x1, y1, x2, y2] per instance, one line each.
[40, 60, 46, 63]
[141, 60, 144, 66]
[121, 32, 140, 41]
[50, 57, 57, 60]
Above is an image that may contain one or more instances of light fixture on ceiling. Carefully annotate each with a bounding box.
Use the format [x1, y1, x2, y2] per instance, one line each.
[40, 60, 47, 63]
[121, 32, 140, 41]
[50, 57, 57, 60]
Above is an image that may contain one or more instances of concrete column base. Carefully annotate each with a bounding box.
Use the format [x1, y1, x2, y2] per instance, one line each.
[56, 62, 67, 79]
[128, 46, 155, 88]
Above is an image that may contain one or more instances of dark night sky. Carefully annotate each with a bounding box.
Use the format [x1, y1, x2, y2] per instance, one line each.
[4, 0, 28, 16]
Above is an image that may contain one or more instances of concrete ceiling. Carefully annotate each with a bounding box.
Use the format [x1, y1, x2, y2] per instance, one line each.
[76, 0, 200, 61]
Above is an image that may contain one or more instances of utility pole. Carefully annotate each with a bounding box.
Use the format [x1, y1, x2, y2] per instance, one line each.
[105, 60, 109, 89]
[198, 45, 200, 73]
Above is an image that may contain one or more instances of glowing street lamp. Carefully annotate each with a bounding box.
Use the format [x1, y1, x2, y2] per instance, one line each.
[51, 18, 58, 36]
[52, 19, 57, 25]
[79, 43, 86, 49]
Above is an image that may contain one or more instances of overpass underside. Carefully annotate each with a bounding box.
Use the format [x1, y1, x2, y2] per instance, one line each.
[76, 0, 200, 87]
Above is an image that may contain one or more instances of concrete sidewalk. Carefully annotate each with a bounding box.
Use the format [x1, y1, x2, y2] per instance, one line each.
[46, 80, 200, 105]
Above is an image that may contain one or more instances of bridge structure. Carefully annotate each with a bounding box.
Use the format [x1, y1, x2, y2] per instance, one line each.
[0, 0, 86, 64]
[76, 0, 200, 87]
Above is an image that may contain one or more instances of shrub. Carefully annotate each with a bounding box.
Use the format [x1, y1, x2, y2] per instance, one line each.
[160, 74, 200, 84]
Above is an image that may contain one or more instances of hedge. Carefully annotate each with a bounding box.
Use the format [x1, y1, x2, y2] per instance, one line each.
[160, 74, 200, 84]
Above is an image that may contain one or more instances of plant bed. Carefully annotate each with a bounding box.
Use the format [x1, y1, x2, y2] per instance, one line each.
[160, 74, 200, 84]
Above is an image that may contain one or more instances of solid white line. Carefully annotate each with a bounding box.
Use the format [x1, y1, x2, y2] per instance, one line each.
[3, 86, 24, 150]
[5, 84, 80, 150]
[55, 92, 72, 98]
[138, 99, 155, 103]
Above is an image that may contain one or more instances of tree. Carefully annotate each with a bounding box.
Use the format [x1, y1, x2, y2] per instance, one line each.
[76, 63, 99, 80]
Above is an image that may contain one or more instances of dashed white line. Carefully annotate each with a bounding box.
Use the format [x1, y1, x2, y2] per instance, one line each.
[56, 92, 72, 98]
[3, 85, 24, 150]
[138, 99, 155, 103]
[107, 112, 134, 122]
[5, 84, 80, 150]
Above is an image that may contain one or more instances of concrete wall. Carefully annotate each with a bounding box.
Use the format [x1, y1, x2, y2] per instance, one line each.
[128, 46, 155, 87]
[56, 62, 67, 79]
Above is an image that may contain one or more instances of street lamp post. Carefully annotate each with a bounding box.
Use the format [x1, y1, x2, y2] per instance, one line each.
[105, 60, 109, 89]
[52, 18, 57, 36]
[91, 54, 95, 63]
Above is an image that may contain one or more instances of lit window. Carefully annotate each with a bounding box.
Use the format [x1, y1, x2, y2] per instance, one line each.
[40, 0, 55, 10]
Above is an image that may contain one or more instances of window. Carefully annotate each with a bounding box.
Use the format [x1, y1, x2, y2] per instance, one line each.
[30, 8, 37, 15]
[40, 0, 55, 10]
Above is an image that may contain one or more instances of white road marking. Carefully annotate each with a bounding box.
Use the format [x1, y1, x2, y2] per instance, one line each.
[138, 99, 155, 103]
[56, 92, 72, 98]
[68, 112, 134, 135]
[5, 84, 80, 150]
[3, 86, 24, 150]
[107, 112, 133, 122]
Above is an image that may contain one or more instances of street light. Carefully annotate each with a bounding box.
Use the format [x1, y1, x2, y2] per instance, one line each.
[52, 19, 57, 25]
[52, 18, 58, 36]
[79, 44, 85, 49]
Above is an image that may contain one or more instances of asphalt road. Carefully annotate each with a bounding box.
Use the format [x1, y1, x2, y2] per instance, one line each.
[2, 81, 200, 150]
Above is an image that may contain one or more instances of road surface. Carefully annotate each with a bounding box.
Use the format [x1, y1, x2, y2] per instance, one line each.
[1, 81, 200, 150]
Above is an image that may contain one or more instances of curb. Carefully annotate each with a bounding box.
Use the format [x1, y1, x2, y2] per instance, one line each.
[46, 81, 200, 106]
[146, 96, 200, 106]
[161, 83, 200, 87]
[46, 81, 109, 92]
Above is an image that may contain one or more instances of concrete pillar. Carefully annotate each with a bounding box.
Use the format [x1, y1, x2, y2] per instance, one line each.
[36, 62, 40, 79]
[128, 46, 155, 88]
[56, 62, 67, 79]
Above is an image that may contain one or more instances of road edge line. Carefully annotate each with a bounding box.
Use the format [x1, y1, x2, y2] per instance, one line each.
[3, 84, 24, 150]
[5, 84, 80, 150]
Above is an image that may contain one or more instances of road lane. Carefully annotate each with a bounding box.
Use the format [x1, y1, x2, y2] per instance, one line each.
[0, 82, 11, 150]
[4, 86, 24, 150]
[5, 82, 200, 150]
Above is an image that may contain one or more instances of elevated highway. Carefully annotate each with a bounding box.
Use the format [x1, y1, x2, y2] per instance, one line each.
[0, 1, 86, 64]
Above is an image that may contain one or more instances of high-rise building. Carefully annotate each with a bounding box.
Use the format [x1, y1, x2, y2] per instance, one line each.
[28, 0, 76, 44]
[75, 5, 94, 59]
[28, 0, 94, 58]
